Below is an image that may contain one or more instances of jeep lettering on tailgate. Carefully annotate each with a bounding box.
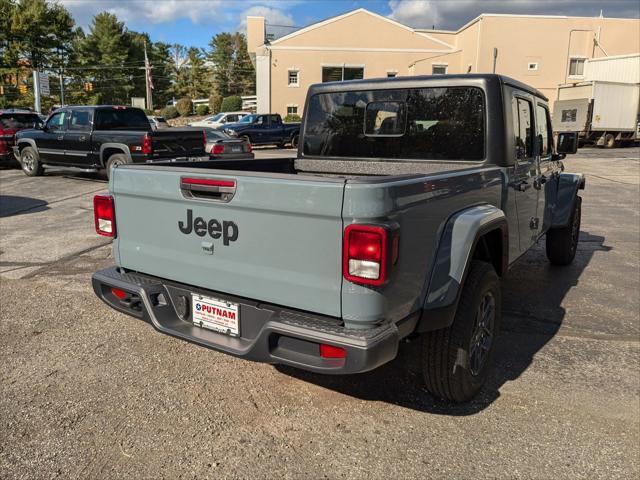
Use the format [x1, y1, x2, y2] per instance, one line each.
[178, 209, 239, 245]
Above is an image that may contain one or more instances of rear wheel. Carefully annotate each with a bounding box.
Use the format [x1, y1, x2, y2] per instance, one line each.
[290, 133, 299, 149]
[421, 260, 501, 402]
[20, 146, 44, 177]
[105, 153, 129, 180]
[546, 196, 581, 265]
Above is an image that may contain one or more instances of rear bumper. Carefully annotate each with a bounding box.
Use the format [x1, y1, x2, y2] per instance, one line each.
[92, 266, 406, 374]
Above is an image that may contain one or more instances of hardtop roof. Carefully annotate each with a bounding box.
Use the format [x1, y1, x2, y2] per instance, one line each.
[306, 73, 548, 101]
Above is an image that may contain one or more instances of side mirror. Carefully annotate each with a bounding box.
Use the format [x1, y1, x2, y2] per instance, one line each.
[557, 131, 578, 155]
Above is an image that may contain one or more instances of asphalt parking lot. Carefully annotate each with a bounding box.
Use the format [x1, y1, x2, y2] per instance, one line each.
[1, 148, 638, 479]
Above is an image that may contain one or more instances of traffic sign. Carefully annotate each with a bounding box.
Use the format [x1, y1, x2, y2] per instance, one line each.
[39, 72, 50, 96]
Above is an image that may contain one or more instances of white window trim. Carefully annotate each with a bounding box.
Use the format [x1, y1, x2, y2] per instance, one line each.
[568, 56, 587, 78]
[386, 69, 399, 77]
[432, 63, 448, 74]
[527, 62, 539, 71]
[286, 104, 299, 115]
[287, 69, 299, 87]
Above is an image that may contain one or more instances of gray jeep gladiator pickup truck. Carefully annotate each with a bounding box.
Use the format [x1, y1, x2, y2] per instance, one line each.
[92, 74, 583, 402]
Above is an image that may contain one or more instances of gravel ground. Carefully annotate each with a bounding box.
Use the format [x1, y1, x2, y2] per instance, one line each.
[0, 148, 638, 479]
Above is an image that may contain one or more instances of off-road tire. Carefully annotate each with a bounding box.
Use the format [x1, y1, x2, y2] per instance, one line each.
[546, 196, 582, 265]
[20, 146, 44, 177]
[105, 153, 129, 180]
[421, 260, 501, 403]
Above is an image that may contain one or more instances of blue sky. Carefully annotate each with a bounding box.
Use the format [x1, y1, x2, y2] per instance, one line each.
[60, 0, 640, 48]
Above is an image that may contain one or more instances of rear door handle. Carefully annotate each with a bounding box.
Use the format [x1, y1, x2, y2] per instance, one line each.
[78, 135, 87, 142]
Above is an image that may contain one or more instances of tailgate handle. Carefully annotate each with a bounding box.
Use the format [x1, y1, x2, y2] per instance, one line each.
[180, 177, 236, 202]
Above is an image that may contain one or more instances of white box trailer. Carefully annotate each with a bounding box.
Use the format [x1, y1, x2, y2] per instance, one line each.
[554, 80, 640, 147]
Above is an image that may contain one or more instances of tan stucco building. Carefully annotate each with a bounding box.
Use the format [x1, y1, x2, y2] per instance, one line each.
[247, 8, 640, 116]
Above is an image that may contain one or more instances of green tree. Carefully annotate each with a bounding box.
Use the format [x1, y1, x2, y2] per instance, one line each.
[8, 0, 75, 69]
[207, 32, 255, 98]
[185, 47, 210, 99]
[1, 0, 76, 108]
[73, 12, 133, 105]
[168, 43, 190, 99]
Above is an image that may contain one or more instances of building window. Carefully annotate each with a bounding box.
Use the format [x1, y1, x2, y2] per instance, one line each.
[528, 62, 539, 71]
[287, 105, 298, 116]
[432, 64, 447, 75]
[568, 58, 585, 77]
[322, 66, 364, 82]
[387, 71, 397, 78]
[288, 70, 299, 86]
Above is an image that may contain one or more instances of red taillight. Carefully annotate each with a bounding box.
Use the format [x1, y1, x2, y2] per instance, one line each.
[246, 143, 252, 153]
[343, 224, 389, 286]
[212, 143, 225, 155]
[111, 287, 127, 299]
[320, 344, 347, 359]
[142, 133, 153, 154]
[94, 194, 116, 237]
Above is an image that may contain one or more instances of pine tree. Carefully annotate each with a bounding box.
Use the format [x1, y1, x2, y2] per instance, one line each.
[76, 12, 132, 105]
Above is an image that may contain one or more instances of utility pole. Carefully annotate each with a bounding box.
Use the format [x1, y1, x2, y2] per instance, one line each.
[59, 46, 65, 106]
[33, 70, 41, 113]
[143, 42, 154, 110]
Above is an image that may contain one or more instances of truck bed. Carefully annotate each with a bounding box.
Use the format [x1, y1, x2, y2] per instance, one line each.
[169, 156, 483, 178]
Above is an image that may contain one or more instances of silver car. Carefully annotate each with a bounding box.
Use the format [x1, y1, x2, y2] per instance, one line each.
[203, 128, 254, 160]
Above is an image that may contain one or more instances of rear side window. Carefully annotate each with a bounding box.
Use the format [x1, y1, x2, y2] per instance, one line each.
[303, 87, 485, 161]
[514, 98, 533, 158]
[0, 113, 42, 130]
[94, 108, 150, 130]
[536, 104, 553, 156]
[70, 110, 91, 131]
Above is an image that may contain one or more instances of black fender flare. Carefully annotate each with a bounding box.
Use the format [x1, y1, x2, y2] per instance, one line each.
[551, 172, 585, 228]
[15, 138, 38, 154]
[416, 204, 509, 333]
[99, 143, 132, 167]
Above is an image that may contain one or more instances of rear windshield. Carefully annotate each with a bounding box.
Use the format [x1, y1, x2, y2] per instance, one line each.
[204, 129, 231, 140]
[0, 113, 43, 130]
[94, 108, 151, 130]
[303, 87, 485, 161]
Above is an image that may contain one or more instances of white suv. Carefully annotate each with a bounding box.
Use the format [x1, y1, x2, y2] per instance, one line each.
[189, 111, 250, 129]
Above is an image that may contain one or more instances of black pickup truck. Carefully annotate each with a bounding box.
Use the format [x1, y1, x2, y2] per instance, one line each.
[14, 105, 207, 178]
[223, 113, 300, 148]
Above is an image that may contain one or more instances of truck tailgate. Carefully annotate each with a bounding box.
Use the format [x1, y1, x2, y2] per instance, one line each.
[151, 128, 205, 157]
[111, 165, 345, 317]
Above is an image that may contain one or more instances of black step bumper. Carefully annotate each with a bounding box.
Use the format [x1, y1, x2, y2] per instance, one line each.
[92, 266, 409, 374]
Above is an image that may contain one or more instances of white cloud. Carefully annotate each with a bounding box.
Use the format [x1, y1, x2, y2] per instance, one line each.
[59, 0, 256, 28]
[388, 0, 639, 30]
[239, 5, 295, 29]
[388, 0, 441, 29]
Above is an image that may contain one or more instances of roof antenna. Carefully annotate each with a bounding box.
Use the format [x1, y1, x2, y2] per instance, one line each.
[432, 24, 435, 30]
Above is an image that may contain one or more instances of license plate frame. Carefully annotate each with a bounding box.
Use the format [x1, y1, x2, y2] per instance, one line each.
[191, 294, 240, 337]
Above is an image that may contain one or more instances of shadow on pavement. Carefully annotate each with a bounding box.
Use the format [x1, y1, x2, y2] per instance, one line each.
[276, 230, 612, 415]
[0, 195, 50, 218]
